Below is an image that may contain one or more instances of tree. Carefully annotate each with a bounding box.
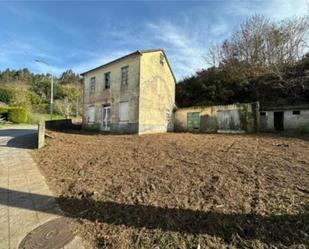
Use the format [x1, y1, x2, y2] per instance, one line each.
[207, 14, 309, 83]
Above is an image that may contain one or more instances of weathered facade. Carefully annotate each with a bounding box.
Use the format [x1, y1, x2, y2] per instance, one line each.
[81, 49, 175, 134]
[259, 105, 309, 133]
[174, 102, 259, 133]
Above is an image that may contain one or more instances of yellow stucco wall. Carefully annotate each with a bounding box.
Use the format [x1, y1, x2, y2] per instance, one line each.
[83, 54, 140, 132]
[138, 51, 176, 134]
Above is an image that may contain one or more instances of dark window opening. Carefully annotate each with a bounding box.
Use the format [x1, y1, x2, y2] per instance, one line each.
[292, 110, 300, 115]
[104, 72, 111, 89]
[260, 112, 266, 116]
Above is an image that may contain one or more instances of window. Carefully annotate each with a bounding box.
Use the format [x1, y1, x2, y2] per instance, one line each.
[121, 66, 129, 85]
[160, 53, 165, 65]
[104, 72, 111, 89]
[293, 110, 300, 115]
[90, 77, 96, 93]
[260, 112, 266, 116]
[119, 101, 129, 122]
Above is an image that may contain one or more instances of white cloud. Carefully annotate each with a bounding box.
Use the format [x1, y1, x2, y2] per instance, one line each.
[145, 21, 207, 80]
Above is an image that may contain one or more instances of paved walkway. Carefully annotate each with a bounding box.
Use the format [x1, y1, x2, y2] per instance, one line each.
[0, 126, 84, 249]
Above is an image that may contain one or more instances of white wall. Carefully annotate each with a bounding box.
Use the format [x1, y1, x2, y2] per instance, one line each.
[260, 110, 309, 132]
[284, 110, 309, 132]
[260, 111, 274, 131]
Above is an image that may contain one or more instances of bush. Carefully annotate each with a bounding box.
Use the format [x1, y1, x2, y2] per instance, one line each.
[0, 106, 9, 114]
[8, 107, 28, 123]
[0, 88, 15, 104]
[27, 112, 41, 124]
[0, 106, 9, 121]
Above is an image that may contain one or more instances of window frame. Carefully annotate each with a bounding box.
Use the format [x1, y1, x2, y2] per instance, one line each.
[90, 77, 96, 93]
[104, 72, 111, 90]
[121, 66, 129, 85]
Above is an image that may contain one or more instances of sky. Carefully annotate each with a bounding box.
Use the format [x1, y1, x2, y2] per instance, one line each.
[0, 0, 308, 81]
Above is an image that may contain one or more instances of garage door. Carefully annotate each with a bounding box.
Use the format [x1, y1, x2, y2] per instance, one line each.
[217, 110, 243, 132]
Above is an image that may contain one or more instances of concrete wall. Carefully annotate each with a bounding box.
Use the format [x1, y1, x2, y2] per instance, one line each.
[259, 111, 274, 131]
[260, 109, 309, 133]
[174, 102, 259, 133]
[83, 54, 140, 133]
[138, 51, 175, 134]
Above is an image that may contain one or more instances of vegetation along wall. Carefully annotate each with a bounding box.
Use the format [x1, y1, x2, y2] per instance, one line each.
[174, 102, 259, 133]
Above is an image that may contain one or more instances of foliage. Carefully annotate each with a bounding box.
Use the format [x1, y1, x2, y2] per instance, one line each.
[27, 113, 65, 124]
[0, 106, 9, 114]
[0, 106, 9, 121]
[177, 14, 309, 108]
[8, 107, 28, 123]
[59, 69, 82, 85]
[0, 87, 15, 104]
[0, 68, 82, 117]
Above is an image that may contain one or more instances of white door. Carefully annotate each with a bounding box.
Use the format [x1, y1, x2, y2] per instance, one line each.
[101, 105, 111, 131]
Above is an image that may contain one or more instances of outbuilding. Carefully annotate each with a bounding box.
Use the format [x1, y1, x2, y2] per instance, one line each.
[259, 105, 309, 133]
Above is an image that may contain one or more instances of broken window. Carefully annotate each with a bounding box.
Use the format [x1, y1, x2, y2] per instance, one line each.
[121, 66, 129, 85]
[104, 72, 111, 89]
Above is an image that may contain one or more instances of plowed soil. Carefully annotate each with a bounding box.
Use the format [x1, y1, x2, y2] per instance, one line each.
[33, 131, 309, 249]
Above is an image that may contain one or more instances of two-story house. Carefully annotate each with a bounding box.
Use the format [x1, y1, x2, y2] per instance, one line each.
[81, 49, 176, 134]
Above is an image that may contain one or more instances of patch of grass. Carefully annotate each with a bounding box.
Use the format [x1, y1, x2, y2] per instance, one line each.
[27, 113, 66, 124]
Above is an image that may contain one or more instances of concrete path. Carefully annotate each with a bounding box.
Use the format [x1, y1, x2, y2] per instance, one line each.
[0, 126, 84, 249]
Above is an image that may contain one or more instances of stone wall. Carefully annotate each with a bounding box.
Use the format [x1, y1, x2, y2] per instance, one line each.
[174, 102, 259, 133]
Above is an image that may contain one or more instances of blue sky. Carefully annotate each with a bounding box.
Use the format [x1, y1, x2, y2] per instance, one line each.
[0, 0, 308, 81]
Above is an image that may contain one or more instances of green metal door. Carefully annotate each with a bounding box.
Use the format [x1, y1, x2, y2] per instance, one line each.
[187, 112, 200, 131]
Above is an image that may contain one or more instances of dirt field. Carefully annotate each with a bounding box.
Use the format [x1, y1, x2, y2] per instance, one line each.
[33, 131, 309, 249]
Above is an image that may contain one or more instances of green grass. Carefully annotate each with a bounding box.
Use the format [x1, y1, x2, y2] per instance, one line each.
[27, 113, 66, 124]
[39, 114, 66, 121]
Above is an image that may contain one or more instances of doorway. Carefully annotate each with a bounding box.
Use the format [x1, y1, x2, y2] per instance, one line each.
[101, 104, 111, 131]
[274, 111, 284, 131]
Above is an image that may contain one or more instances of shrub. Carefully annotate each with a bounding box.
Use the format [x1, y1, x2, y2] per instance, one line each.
[0, 106, 9, 121]
[8, 107, 28, 123]
[0, 106, 9, 114]
[0, 88, 15, 104]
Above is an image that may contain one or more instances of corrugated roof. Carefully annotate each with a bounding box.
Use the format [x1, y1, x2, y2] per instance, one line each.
[80, 48, 176, 82]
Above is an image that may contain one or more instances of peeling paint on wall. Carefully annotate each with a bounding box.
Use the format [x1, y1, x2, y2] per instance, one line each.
[174, 102, 259, 133]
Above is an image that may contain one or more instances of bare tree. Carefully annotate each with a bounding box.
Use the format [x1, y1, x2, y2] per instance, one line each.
[207, 14, 309, 82]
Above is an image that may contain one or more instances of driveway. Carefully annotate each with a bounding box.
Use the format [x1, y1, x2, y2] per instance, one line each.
[0, 126, 84, 249]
